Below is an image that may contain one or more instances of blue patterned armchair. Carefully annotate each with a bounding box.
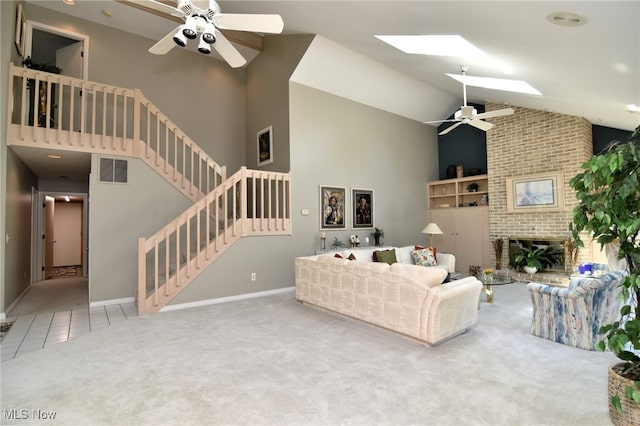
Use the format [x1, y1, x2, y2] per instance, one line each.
[527, 270, 627, 350]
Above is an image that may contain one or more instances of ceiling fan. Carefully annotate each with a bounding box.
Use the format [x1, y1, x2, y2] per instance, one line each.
[425, 66, 514, 135]
[138, 0, 284, 68]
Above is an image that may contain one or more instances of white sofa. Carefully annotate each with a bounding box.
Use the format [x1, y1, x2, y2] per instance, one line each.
[319, 246, 456, 274]
[295, 246, 482, 345]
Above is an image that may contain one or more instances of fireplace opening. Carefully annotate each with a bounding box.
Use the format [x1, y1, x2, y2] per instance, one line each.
[508, 237, 566, 272]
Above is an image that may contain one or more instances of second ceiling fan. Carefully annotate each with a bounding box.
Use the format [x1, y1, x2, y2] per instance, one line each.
[425, 66, 514, 135]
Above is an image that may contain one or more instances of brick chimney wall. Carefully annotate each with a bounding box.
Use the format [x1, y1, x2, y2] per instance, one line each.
[484, 102, 593, 269]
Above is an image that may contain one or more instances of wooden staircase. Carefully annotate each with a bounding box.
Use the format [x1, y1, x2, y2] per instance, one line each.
[6, 63, 292, 315]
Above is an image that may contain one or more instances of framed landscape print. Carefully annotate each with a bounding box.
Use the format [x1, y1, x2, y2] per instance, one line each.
[257, 125, 273, 167]
[506, 172, 564, 213]
[352, 188, 374, 229]
[320, 185, 346, 230]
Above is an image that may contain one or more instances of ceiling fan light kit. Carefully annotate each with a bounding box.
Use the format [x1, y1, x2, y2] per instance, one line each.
[143, 0, 284, 68]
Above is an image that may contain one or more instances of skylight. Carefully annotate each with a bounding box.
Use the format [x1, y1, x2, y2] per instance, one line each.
[446, 73, 542, 95]
[375, 35, 488, 58]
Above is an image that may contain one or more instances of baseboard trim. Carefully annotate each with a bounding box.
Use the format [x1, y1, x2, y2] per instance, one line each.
[2, 285, 32, 319]
[89, 296, 135, 308]
[159, 287, 295, 313]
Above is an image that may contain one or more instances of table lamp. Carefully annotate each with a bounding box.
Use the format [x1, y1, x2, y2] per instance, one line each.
[421, 223, 443, 247]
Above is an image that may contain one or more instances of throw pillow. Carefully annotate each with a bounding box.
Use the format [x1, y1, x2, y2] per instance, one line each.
[348, 253, 357, 261]
[412, 248, 438, 267]
[415, 245, 437, 261]
[375, 249, 397, 265]
[334, 253, 344, 259]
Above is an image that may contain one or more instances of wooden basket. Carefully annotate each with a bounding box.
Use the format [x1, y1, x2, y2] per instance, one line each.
[609, 363, 640, 426]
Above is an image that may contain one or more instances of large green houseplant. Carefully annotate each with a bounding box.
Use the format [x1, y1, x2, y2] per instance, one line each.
[569, 124, 640, 417]
[513, 246, 558, 273]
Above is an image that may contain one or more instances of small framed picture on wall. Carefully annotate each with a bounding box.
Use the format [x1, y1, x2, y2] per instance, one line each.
[257, 125, 273, 167]
[352, 188, 374, 229]
[320, 185, 346, 230]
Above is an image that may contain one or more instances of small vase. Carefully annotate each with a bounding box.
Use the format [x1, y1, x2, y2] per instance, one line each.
[524, 266, 538, 274]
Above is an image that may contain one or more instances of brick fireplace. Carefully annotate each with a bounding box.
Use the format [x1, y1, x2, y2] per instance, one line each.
[485, 102, 593, 270]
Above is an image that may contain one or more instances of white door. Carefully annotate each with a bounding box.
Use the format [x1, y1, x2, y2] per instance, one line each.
[44, 196, 55, 279]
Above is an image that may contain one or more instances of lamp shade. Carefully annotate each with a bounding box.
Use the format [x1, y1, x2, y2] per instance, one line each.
[421, 223, 443, 235]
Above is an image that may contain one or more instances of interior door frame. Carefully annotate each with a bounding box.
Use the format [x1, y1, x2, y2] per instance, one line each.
[33, 191, 89, 282]
[24, 20, 89, 80]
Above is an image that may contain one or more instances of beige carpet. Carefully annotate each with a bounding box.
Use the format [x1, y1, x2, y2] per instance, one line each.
[0, 283, 616, 425]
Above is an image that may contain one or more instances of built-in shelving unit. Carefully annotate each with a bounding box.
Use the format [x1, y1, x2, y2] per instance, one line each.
[427, 174, 488, 209]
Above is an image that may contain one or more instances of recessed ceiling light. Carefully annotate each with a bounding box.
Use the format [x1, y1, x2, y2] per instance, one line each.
[375, 35, 488, 58]
[63, 0, 76, 5]
[47, 154, 63, 159]
[627, 104, 640, 114]
[446, 73, 542, 95]
[546, 12, 588, 27]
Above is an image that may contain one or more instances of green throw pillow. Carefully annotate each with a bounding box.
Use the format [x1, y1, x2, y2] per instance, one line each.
[375, 249, 397, 265]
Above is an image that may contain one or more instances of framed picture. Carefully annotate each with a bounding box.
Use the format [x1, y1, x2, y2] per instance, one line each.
[257, 125, 273, 167]
[320, 185, 346, 230]
[352, 188, 374, 229]
[15, 3, 25, 57]
[506, 172, 564, 213]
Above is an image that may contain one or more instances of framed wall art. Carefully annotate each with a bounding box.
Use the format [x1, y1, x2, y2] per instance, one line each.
[352, 188, 374, 229]
[257, 125, 273, 167]
[15, 3, 25, 57]
[506, 172, 564, 213]
[320, 185, 346, 230]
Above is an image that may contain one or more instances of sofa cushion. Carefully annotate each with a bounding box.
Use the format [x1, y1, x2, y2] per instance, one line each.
[317, 255, 350, 265]
[390, 263, 447, 287]
[412, 248, 438, 266]
[375, 249, 397, 265]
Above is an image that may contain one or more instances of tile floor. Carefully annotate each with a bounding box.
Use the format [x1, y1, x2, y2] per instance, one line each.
[1, 278, 137, 362]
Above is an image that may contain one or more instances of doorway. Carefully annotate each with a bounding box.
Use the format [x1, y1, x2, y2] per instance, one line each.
[24, 21, 88, 80]
[34, 191, 88, 282]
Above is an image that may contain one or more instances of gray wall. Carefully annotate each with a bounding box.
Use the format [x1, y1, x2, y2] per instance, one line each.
[2, 1, 33, 314]
[88, 155, 192, 301]
[245, 34, 313, 172]
[290, 83, 439, 253]
[4, 148, 38, 311]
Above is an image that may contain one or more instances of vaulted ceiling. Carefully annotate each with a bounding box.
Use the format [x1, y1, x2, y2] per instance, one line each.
[26, 0, 639, 133]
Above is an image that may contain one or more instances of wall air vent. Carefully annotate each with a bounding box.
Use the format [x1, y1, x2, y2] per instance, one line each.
[99, 158, 128, 183]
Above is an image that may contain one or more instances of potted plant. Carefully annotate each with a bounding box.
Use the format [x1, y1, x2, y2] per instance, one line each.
[372, 227, 384, 246]
[513, 246, 551, 274]
[569, 124, 640, 422]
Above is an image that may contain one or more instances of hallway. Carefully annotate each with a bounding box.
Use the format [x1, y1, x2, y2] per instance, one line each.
[1, 276, 137, 362]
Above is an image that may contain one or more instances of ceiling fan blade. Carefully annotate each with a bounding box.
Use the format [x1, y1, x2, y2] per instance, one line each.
[423, 119, 458, 125]
[212, 31, 247, 68]
[475, 107, 514, 120]
[439, 121, 463, 135]
[133, 0, 183, 17]
[213, 13, 284, 33]
[468, 119, 494, 132]
[149, 28, 180, 55]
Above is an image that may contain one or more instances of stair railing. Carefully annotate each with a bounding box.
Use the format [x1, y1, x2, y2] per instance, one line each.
[137, 167, 291, 315]
[6, 63, 226, 202]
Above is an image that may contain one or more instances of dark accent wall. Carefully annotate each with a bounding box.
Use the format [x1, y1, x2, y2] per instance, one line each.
[593, 125, 633, 155]
[437, 103, 487, 179]
[438, 109, 633, 179]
